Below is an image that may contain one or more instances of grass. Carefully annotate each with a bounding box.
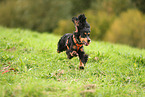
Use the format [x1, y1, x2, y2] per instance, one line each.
[0, 26, 145, 97]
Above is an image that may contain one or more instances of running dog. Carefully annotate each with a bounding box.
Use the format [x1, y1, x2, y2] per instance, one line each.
[57, 14, 91, 69]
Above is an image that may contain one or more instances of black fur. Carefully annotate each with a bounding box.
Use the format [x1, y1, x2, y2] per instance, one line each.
[57, 33, 72, 53]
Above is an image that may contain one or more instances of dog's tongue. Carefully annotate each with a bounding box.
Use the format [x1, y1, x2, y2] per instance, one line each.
[87, 42, 90, 46]
[83, 41, 90, 46]
[84, 42, 89, 46]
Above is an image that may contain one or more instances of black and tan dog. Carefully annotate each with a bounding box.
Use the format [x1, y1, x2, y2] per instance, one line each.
[57, 14, 91, 69]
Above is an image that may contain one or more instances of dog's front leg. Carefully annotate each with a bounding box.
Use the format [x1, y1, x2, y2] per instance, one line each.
[78, 48, 88, 70]
[79, 59, 85, 70]
[66, 50, 78, 59]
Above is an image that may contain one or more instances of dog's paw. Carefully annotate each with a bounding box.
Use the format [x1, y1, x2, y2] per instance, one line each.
[79, 66, 84, 70]
[82, 54, 88, 64]
[73, 51, 79, 56]
[57, 50, 60, 53]
[71, 51, 78, 56]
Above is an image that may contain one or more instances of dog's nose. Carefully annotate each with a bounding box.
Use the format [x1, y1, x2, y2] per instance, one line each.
[88, 39, 91, 43]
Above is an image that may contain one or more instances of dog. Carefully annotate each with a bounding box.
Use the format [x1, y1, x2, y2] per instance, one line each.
[57, 14, 91, 69]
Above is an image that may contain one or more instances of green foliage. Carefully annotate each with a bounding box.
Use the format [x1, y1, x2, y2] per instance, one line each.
[0, 0, 94, 32]
[0, 0, 136, 32]
[132, 0, 145, 13]
[0, 27, 145, 96]
[0, 0, 72, 32]
[70, 0, 94, 15]
[53, 20, 74, 35]
[105, 9, 145, 48]
[91, 0, 134, 15]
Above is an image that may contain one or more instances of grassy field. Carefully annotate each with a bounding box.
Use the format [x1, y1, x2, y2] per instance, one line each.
[0, 27, 145, 97]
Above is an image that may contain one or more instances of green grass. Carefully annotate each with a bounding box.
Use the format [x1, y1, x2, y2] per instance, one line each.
[0, 26, 145, 97]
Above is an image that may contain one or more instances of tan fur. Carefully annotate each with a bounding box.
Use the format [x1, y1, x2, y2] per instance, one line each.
[73, 45, 77, 49]
[79, 36, 88, 44]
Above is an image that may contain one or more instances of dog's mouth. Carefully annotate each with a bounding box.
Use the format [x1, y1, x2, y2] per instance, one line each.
[83, 41, 90, 46]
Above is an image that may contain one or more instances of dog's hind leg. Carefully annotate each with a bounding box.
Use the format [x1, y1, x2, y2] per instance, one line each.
[57, 40, 65, 53]
[66, 50, 74, 59]
[57, 33, 72, 53]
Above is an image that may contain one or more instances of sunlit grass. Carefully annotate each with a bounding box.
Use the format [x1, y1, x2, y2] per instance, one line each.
[0, 27, 145, 97]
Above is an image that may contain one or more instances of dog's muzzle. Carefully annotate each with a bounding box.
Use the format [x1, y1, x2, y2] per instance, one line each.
[83, 37, 91, 46]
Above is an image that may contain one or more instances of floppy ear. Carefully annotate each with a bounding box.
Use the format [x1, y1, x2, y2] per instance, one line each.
[72, 17, 78, 25]
[78, 14, 87, 29]
[72, 17, 79, 32]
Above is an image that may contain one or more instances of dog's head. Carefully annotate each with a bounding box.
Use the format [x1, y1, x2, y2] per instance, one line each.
[73, 14, 91, 46]
[79, 25, 91, 46]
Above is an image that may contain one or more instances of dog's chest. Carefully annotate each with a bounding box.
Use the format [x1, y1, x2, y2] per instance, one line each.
[66, 36, 83, 52]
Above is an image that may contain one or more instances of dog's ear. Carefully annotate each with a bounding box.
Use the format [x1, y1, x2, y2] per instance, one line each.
[72, 17, 78, 24]
[72, 17, 79, 32]
[78, 14, 87, 29]
[78, 14, 86, 23]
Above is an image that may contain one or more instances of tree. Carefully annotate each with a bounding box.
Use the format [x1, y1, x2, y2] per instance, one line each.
[105, 9, 145, 48]
[132, 0, 145, 13]
[0, 0, 72, 32]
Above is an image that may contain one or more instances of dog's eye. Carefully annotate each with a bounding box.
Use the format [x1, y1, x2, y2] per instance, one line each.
[83, 33, 87, 37]
[83, 33, 86, 36]
[88, 33, 90, 36]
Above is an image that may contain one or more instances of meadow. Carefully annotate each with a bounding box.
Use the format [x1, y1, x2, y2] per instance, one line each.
[0, 27, 145, 97]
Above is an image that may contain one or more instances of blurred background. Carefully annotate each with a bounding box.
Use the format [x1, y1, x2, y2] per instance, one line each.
[0, 0, 145, 48]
